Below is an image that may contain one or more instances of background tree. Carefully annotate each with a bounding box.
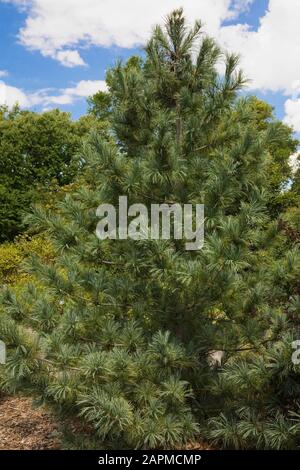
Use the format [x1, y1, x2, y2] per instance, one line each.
[0, 106, 104, 241]
[87, 91, 112, 121]
[246, 97, 298, 215]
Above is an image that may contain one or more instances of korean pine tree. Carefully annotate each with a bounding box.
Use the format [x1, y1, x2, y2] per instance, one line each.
[0, 9, 299, 449]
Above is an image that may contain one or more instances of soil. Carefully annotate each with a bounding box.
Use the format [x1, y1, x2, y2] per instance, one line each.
[0, 395, 215, 451]
[0, 395, 61, 450]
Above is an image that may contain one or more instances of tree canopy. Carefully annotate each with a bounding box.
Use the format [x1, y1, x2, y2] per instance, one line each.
[0, 106, 103, 241]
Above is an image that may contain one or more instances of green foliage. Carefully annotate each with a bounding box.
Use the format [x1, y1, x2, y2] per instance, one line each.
[87, 91, 112, 121]
[0, 8, 300, 449]
[206, 332, 300, 449]
[0, 234, 54, 286]
[246, 97, 298, 215]
[0, 106, 104, 241]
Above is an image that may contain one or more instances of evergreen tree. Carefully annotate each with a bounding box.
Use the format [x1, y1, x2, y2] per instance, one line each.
[0, 9, 299, 449]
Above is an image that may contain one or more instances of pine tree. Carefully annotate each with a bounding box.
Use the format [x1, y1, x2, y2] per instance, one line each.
[0, 9, 299, 449]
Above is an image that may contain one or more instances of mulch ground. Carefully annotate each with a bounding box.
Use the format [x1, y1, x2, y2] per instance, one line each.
[0, 395, 215, 450]
[0, 395, 62, 450]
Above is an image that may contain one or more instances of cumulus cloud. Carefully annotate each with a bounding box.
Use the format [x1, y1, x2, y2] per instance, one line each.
[0, 81, 29, 107]
[283, 81, 300, 132]
[218, 0, 300, 94]
[55, 50, 86, 67]
[5, 0, 248, 64]
[41, 80, 107, 106]
[3, 1, 300, 95]
[289, 153, 300, 174]
[284, 97, 300, 132]
[0, 70, 8, 78]
[63, 80, 107, 97]
[230, 0, 254, 15]
[0, 79, 106, 109]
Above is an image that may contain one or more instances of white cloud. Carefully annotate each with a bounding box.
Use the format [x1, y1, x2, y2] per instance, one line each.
[218, 0, 300, 94]
[0, 70, 8, 78]
[64, 80, 107, 97]
[284, 97, 300, 132]
[55, 50, 86, 67]
[4, 1, 300, 95]
[0, 81, 29, 107]
[0, 79, 106, 109]
[289, 153, 300, 174]
[42, 80, 107, 105]
[283, 81, 300, 131]
[230, 0, 254, 15]
[5, 0, 248, 64]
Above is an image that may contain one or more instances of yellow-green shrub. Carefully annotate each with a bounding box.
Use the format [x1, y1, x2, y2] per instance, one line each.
[0, 235, 54, 287]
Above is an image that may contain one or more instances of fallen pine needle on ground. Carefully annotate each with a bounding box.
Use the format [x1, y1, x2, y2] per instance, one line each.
[0, 395, 61, 450]
[0, 395, 215, 450]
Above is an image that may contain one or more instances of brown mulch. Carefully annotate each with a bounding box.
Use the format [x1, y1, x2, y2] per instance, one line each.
[0, 395, 62, 450]
[183, 441, 215, 450]
[0, 395, 215, 450]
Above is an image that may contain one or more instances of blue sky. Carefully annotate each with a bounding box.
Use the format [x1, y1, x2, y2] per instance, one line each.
[0, 0, 299, 137]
